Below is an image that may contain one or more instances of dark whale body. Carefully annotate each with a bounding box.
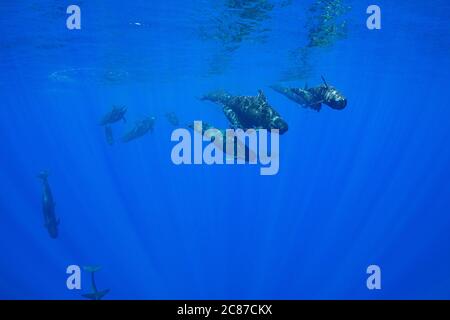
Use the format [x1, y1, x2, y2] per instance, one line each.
[38, 171, 59, 239]
[201, 90, 288, 134]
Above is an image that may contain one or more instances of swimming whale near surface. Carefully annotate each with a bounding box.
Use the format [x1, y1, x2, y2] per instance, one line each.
[37, 171, 59, 239]
[271, 76, 347, 111]
[122, 116, 156, 143]
[99, 105, 127, 126]
[201, 89, 288, 134]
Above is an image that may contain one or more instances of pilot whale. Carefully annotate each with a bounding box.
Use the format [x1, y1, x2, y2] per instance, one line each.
[271, 76, 347, 111]
[122, 116, 155, 143]
[99, 105, 127, 126]
[38, 171, 59, 239]
[201, 90, 288, 134]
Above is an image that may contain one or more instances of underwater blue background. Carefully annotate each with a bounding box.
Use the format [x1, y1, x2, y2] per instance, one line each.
[0, 0, 449, 299]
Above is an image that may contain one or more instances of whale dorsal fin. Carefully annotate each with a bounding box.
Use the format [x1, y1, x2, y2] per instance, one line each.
[257, 90, 267, 102]
[321, 75, 329, 88]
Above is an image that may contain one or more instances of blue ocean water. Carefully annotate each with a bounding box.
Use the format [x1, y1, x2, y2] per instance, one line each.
[0, 0, 449, 299]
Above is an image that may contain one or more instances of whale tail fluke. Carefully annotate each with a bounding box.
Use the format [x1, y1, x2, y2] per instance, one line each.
[83, 265, 102, 273]
[37, 171, 49, 180]
[82, 289, 110, 300]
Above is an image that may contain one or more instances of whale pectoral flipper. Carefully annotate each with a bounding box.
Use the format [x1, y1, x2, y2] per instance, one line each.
[308, 103, 322, 111]
[304, 99, 323, 111]
[223, 106, 243, 129]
